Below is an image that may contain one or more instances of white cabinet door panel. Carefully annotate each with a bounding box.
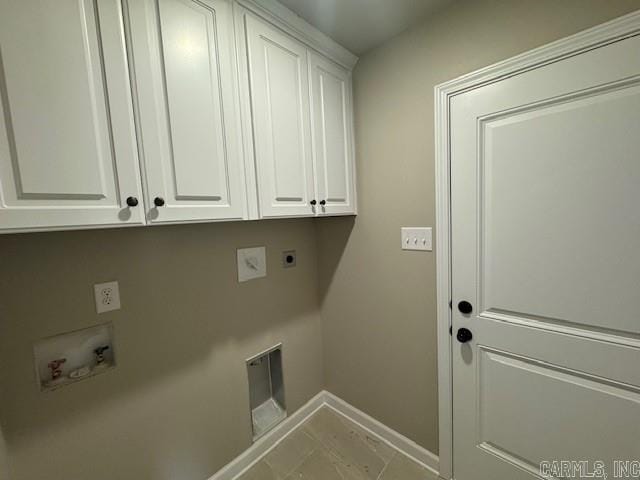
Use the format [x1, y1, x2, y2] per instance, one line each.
[310, 54, 356, 215]
[128, 0, 245, 223]
[0, 0, 144, 232]
[244, 14, 315, 218]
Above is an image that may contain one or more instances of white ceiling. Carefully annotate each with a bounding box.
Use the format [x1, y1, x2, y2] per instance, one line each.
[276, 0, 455, 55]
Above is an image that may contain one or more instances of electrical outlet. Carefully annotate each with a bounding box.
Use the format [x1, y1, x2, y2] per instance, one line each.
[94, 281, 121, 314]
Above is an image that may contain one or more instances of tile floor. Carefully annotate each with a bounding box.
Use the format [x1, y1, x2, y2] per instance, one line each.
[236, 406, 437, 480]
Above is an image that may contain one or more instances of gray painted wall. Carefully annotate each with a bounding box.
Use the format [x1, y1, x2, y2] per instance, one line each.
[0, 427, 8, 480]
[0, 220, 323, 480]
[317, 0, 640, 454]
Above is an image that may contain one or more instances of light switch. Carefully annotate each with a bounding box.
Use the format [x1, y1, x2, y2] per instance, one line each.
[401, 227, 432, 251]
[237, 247, 267, 282]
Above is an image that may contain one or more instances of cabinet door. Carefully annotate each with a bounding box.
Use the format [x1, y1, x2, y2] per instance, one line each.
[309, 54, 357, 216]
[127, 0, 246, 223]
[244, 15, 316, 218]
[0, 0, 144, 233]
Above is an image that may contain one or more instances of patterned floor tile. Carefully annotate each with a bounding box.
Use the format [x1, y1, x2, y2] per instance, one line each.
[264, 428, 319, 478]
[378, 453, 437, 480]
[302, 407, 394, 479]
[235, 406, 432, 480]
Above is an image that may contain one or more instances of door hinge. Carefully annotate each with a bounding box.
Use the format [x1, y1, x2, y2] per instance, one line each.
[448, 300, 452, 309]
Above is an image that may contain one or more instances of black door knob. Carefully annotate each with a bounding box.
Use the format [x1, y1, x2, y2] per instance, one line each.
[310, 199, 317, 206]
[154, 197, 165, 207]
[126, 196, 138, 207]
[458, 300, 473, 314]
[319, 200, 326, 206]
[456, 328, 473, 343]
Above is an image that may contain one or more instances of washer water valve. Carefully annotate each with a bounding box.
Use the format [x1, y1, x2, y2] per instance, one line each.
[94, 345, 110, 366]
[48, 358, 66, 380]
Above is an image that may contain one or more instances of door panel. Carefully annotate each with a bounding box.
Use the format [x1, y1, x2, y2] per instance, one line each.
[482, 85, 640, 335]
[0, 0, 143, 231]
[128, 0, 245, 223]
[478, 347, 640, 476]
[451, 33, 640, 480]
[310, 53, 356, 216]
[245, 14, 315, 218]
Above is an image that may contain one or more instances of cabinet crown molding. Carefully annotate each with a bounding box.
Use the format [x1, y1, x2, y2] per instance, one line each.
[235, 0, 359, 70]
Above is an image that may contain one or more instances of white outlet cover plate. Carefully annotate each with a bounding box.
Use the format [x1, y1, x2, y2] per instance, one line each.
[237, 247, 267, 282]
[401, 227, 433, 251]
[94, 281, 121, 314]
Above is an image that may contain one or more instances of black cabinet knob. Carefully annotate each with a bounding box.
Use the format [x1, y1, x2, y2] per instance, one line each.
[310, 200, 317, 206]
[458, 300, 473, 314]
[319, 200, 326, 206]
[126, 196, 139, 207]
[154, 197, 165, 207]
[456, 328, 473, 343]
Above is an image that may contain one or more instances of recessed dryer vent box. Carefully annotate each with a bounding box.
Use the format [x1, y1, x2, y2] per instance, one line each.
[246, 344, 286, 440]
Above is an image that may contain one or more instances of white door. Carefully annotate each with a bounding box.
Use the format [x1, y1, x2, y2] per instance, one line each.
[451, 34, 640, 479]
[309, 53, 356, 216]
[127, 0, 246, 223]
[0, 0, 144, 232]
[244, 14, 316, 218]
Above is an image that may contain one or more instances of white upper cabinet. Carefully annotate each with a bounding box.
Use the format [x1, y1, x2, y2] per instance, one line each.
[309, 53, 356, 216]
[237, 7, 357, 219]
[0, 0, 357, 233]
[127, 0, 246, 223]
[243, 13, 316, 218]
[0, 0, 144, 232]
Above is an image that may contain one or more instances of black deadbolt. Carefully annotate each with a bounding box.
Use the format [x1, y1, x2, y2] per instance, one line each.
[458, 300, 473, 314]
[126, 196, 139, 207]
[154, 197, 165, 207]
[456, 328, 473, 343]
[286, 255, 294, 264]
[310, 199, 317, 206]
[319, 200, 326, 206]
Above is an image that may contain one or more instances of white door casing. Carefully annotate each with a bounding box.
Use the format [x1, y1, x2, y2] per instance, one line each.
[126, 0, 246, 223]
[243, 13, 316, 218]
[309, 53, 357, 216]
[439, 14, 640, 480]
[0, 0, 144, 232]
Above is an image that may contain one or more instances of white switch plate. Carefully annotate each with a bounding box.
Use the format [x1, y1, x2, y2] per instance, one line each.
[94, 281, 121, 314]
[237, 247, 267, 282]
[401, 227, 432, 251]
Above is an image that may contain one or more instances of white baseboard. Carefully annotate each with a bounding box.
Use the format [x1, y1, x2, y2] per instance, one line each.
[209, 390, 440, 480]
